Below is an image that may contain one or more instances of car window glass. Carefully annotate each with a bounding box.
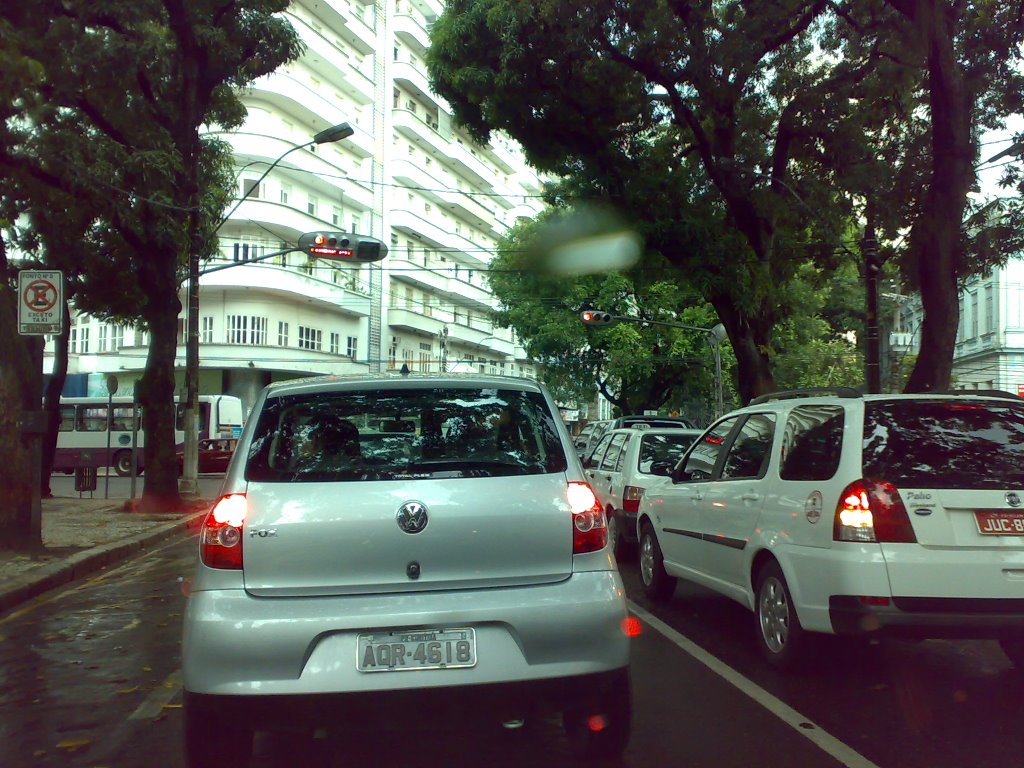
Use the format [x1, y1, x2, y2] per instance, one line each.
[680, 417, 739, 481]
[638, 433, 700, 473]
[721, 413, 777, 480]
[779, 405, 845, 481]
[588, 434, 612, 466]
[614, 435, 632, 472]
[246, 387, 568, 482]
[863, 399, 1024, 488]
[599, 433, 627, 471]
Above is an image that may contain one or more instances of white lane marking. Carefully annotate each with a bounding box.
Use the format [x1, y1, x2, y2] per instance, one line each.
[129, 669, 182, 720]
[628, 599, 881, 768]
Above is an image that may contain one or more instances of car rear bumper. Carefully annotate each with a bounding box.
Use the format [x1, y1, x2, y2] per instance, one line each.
[829, 595, 1024, 638]
[183, 569, 630, 696]
[183, 668, 630, 731]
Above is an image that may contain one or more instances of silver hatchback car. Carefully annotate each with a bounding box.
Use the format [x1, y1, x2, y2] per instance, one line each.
[182, 374, 631, 767]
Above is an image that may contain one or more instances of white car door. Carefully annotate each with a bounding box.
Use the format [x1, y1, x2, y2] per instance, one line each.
[653, 418, 740, 579]
[699, 413, 777, 593]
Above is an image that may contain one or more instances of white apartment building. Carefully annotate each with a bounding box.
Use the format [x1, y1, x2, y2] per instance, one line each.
[49, 0, 545, 414]
[889, 255, 1024, 395]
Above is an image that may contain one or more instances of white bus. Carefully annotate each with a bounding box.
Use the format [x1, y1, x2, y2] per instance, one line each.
[53, 394, 245, 476]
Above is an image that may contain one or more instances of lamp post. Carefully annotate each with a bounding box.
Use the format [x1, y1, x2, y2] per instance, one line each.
[579, 312, 729, 418]
[180, 123, 355, 496]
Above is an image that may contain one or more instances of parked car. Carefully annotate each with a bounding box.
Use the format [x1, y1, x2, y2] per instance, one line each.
[574, 418, 612, 460]
[182, 374, 632, 767]
[176, 438, 238, 475]
[584, 427, 703, 559]
[637, 387, 1024, 670]
[607, 414, 697, 430]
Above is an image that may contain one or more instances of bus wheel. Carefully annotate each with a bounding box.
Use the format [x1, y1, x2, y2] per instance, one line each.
[113, 451, 133, 477]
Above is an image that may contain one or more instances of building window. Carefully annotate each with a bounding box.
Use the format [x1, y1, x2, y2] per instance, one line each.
[307, 195, 318, 217]
[351, 215, 361, 234]
[278, 322, 289, 346]
[332, 206, 341, 226]
[985, 284, 995, 334]
[347, 335, 357, 358]
[242, 178, 262, 198]
[80, 327, 90, 354]
[227, 315, 267, 345]
[970, 291, 979, 339]
[330, 332, 340, 354]
[111, 325, 124, 350]
[69, 327, 78, 354]
[201, 316, 214, 344]
[388, 340, 397, 369]
[298, 326, 322, 351]
[98, 325, 108, 352]
[392, 87, 400, 108]
[280, 184, 291, 205]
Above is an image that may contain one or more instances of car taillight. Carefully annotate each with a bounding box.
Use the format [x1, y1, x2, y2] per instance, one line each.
[568, 481, 607, 554]
[833, 479, 916, 543]
[622, 486, 644, 513]
[200, 493, 247, 569]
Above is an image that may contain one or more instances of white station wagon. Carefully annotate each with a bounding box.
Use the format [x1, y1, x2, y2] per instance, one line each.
[637, 388, 1024, 669]
[182, 374, 631, 767]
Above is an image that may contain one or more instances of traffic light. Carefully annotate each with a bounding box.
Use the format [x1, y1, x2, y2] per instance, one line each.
[580, 310, 614, 326]
[297, 232, 388, 262]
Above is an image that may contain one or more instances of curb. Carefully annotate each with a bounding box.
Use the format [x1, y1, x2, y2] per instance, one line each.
[0, 509, 210, 615]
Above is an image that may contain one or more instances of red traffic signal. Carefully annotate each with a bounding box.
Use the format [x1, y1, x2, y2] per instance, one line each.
[297, 232, 388, 262]
[580, 310, 614, 326]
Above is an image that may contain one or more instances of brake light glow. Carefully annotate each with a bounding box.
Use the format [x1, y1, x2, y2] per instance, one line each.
[568, 481, 607, 554]
[622, 486, 644, 513]
[200, 493, 248, 569]
[834, 480, 916, 543]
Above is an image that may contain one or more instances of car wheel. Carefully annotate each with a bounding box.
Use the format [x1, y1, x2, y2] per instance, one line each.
[755, 560, 808, 669]
[562, 669, 632, 761]
[113, 450, 133, 477]
[607, 511, 626, 561]
[999, 638, 1024, 669]
[638, 522, 675, 601]
[183, 693, 253, 768]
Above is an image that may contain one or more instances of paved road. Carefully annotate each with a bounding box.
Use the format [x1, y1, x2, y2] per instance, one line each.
[4, 533, 1022, 768]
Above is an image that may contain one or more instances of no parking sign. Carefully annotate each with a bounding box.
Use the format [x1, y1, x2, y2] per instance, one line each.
[18, 270, 64, 335]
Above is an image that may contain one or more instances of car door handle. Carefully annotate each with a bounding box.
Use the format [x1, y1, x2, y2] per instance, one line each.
[741, 493, 760, 502]
[690, 491, 704, 501]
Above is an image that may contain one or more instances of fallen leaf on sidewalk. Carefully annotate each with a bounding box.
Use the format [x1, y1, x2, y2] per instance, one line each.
[162, 703, 182, 709]
[118, 685, 139, 694]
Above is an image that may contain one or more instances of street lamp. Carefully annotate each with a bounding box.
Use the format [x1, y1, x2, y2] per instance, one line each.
[579, 311, 729, 419]
[180, 123, 355, 497]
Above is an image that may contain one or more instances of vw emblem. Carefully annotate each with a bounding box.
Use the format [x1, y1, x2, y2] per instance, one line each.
[1007, 492, 1022, 508]
[396, 501, 429, 534]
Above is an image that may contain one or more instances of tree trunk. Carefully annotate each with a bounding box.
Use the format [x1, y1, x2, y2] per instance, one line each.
[711, 295, 776, 405]
[0, 241, 43, 549]
[892, 0, 974, 393]
[40, 300, 71, 497]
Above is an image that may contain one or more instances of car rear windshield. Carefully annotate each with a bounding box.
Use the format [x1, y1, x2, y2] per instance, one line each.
[863, 399, 1024, 489]
[245, 387, 568, 482]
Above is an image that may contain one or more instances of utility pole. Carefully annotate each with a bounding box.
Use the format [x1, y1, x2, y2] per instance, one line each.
[862, 219, 882, 394]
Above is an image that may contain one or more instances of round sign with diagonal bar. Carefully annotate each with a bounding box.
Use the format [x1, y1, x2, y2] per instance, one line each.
[18, 269, 65, 335]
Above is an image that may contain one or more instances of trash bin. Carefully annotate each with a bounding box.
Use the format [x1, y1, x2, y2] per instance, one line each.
[75, 466, 98, 492]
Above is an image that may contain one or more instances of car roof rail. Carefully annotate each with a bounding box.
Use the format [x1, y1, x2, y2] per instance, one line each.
[939, 389, 1023, 400]
[748, 387, 863, 406]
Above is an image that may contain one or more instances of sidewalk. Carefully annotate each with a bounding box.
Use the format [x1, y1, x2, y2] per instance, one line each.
[0, 495, 213, 614]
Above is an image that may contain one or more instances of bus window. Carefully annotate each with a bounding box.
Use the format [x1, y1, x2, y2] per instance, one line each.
[77, 406, 108, 432]
[59, 406, 76, 432]
[111, 406, 138, 432]
[176, 402, 212, 436]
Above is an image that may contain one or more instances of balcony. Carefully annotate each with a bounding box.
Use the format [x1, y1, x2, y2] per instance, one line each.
[390, 208, 487, 266]
[201, 266, 369, 319]
[395, 11, 430, 53]
[248, 71, 351, 131]
[388, 256, 494, 312]
[387, 307, 447, 337]
[392, 109, 450, 159]
[393, 60, 436, 106]
[446, 140, 496, 187]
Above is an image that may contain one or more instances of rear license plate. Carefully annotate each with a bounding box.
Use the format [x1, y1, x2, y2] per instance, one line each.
[356, 628, 477, 672]
[975, 510, 1024, 535]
